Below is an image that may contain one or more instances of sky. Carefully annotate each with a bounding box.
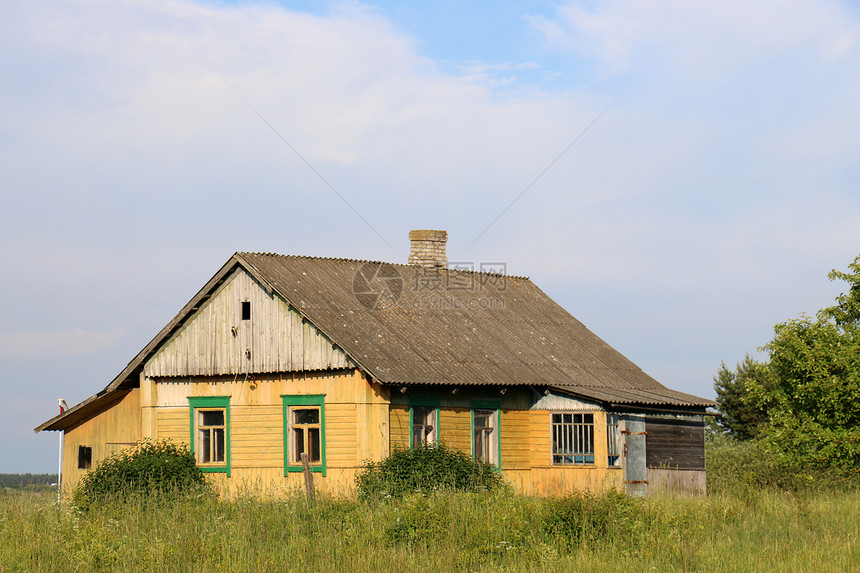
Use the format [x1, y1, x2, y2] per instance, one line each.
[2, 0, 860, 472]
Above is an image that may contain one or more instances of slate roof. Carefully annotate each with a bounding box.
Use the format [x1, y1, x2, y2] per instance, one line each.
[237, 253, 713, 408]
[37, 251, 713, 432]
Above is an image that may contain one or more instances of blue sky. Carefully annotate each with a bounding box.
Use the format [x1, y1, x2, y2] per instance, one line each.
[3, 0, 860, 472]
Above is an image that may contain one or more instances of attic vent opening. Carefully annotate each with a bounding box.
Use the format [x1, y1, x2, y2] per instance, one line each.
[241, 301, 251, 321]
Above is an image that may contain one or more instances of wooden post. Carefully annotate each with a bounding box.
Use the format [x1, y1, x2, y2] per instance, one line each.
[300, 452, 315, 500]
[57, 431, 63, 504]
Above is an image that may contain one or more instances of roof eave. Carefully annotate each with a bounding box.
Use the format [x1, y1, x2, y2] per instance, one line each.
[34, 390, 132, 433]
[547, 385, 714, 412]
[35, 254, 249, 432]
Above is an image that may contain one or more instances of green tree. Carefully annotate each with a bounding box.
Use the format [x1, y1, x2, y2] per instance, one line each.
[741, 254, 860, 478]
[713, 355, 772, 440]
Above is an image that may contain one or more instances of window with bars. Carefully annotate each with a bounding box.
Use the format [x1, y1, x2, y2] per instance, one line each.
[551, 412, 594, 465]
[607, 413, 621, 467]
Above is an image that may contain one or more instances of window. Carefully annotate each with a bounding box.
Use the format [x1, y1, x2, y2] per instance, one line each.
[472, 400, 500, 468]
[188, 396, 231, 474]
[78, 446, 92, 470]
[552, 412, 594, 465]
[607, 413, 621, 467]
[291, 407, 321, 463]
[412, 407, 437, 447]
[409, 398, 440, 449]
[282, 395, 326, 476]
[241, 301, 251, 321]
[197, 410, 226, 463]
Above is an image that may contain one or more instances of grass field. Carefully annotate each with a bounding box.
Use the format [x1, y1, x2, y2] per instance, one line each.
[2, 439, 858, 572]
[1, 484, 857, 572]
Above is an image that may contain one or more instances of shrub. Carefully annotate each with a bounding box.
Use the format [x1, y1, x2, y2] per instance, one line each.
[542, 490, 647, 547]
[72, 439, 208, 510]
[355, 443, 505, 498]
[705, 434, 831, 495]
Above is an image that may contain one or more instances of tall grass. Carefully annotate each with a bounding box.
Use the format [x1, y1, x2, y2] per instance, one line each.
[1, 485, 857, 572]
[1, 440, 856, 571]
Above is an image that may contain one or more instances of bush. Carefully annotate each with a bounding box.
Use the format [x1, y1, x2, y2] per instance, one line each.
[355, 443, 505, 498]
[72, 439, 209, 510]
[706, 434, 818, 495]
[542, 490, 647, 547]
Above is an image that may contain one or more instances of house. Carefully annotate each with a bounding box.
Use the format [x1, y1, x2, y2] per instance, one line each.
[36, 230, 715, 497]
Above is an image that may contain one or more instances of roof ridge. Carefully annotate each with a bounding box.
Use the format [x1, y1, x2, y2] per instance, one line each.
[237, 251, 530, 279]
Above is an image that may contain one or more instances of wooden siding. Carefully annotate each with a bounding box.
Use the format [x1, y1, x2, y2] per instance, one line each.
[386, 399, 624, 497]
[155, 407, 187, 443]
[438, 408, 471, 453]
[505, 410, 623, 496]
[645, 418, 706, 470]
[61, 389, 142, 494]
[144, 268, 353, 377]
[648, 469, 706, 496]
[506, 467, 624, 496]
[231, 405, 282, 468]
[145, 369, 389, 495]
[500, 409, 531, 470]
[389, 406, 409, 449]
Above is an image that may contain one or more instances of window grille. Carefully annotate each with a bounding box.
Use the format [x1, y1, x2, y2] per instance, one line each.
[551, 412, 594, 465]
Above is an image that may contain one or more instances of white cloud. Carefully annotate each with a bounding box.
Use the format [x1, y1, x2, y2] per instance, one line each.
[0, 329, 126, 360]
[2, 0, 860, 469]
[534, 0, 858, 82]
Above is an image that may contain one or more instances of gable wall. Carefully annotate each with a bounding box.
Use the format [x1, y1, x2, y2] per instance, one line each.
[144, 268, 352, 378]
[61, 388, 142, 494]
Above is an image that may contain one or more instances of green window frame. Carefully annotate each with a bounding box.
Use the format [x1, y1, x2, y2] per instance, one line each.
[471, 399, 501, 469]
[188, 396, 231, 475]
[282, 394, 326, 476]
[409, 397, 440, 449]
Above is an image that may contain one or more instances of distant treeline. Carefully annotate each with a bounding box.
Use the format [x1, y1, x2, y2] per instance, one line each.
[0, 474, 58, 489]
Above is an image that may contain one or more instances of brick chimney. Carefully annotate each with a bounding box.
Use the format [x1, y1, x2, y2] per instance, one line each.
[408, 230, 448, 268]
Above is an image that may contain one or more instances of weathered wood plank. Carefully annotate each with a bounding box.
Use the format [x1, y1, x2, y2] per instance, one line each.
[645, 419, 705, 470]
[144, 269, 353, 377]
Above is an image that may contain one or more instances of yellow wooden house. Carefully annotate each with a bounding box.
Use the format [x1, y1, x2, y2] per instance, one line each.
[36, 230, 714, 497]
